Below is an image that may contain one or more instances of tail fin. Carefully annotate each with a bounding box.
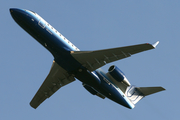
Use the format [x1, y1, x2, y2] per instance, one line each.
[125, 86, 165, 105]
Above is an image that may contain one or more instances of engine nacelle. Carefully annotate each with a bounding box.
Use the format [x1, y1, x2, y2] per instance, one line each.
[83, 83, 97, 95]
[83, 83, 105, 99]
[108, 65, 131, 86]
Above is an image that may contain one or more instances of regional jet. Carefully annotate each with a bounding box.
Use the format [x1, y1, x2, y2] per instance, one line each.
[10, 8, 165, 109]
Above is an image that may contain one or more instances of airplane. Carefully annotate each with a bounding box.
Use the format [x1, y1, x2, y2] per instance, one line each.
[10, 8, 165, 109]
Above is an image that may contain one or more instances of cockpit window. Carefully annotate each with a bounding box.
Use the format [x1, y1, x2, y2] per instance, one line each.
[26, 10, 36, 14]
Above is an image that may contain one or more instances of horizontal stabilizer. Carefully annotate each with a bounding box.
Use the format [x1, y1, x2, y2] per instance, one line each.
[136, 87, 165, 96]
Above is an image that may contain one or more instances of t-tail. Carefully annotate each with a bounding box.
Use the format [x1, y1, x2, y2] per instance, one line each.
[125, 86, 165, 105]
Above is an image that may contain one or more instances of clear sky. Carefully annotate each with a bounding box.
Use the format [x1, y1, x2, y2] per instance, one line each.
[1, 1, 179, 120]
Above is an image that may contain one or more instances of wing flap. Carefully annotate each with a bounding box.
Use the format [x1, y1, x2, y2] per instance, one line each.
[30, 61, 75, 109]
[71, 42, 156, 71]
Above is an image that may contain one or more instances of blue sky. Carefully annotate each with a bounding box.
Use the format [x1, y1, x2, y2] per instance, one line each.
[1, 1, 179, 120]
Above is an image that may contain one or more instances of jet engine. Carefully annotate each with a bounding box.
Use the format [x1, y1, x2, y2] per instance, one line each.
[108, 65, 131, 86]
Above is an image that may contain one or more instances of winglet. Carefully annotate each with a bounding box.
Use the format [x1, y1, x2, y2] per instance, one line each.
[152, 41, 159, 48]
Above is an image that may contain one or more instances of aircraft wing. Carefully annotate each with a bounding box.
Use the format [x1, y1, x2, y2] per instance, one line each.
[30, 61, 75, 109]
[71, 42, 159, 71]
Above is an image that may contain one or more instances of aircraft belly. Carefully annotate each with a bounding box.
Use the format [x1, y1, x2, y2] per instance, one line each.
[75, 69, 101, 87]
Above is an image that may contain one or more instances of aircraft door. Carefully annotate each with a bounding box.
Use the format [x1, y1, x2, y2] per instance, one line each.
[38, 18, 46, 29]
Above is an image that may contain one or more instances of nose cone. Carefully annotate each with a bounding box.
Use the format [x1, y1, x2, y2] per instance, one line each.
[9, 8, 15, 12]
[10, 8, 22, 16]
[10, 8, 25, 20]
[10, 8, 27, 24]
[10, 8, 18, 14]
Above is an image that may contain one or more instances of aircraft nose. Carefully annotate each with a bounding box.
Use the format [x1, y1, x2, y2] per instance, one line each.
[10, 8, 19, 14]
[9, 8, 24, 18]
[10, 8, 26, 23]
[9, 8, 14, 13]
[10, 8, 21, 14]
